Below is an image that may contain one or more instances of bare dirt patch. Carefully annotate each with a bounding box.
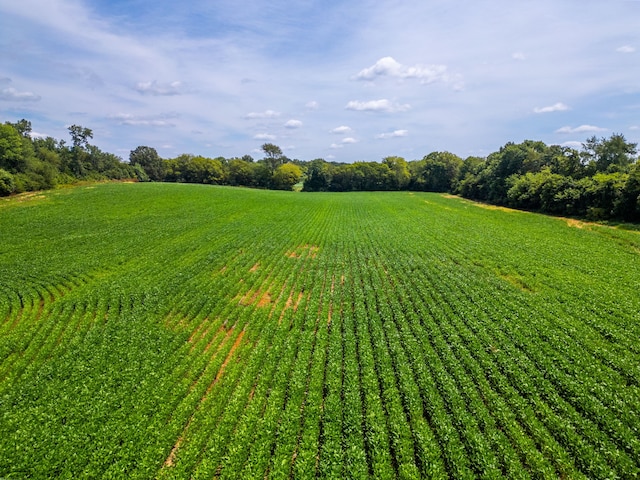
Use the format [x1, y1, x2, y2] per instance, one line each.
[249, 262, 260, 272]
[239, 289, 272, 308]
[286, 244, 320, 259]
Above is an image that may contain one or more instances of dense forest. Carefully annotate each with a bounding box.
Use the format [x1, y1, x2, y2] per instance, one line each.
[1, 118, 638, 222]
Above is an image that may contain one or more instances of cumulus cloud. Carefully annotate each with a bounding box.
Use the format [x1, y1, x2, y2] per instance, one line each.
[284, 119, 302, 129]
[534, 102, 569, 114]
[135, 80, 184, 96]
[330, 138, 357, 149]
[556, 125, 607, 134]
[0, 87, 41, 102]
[245, 110, 281, 119]
[376, 129, 408, 139]
[345, 99, 410, 113]
[331, 126, 352, 134]
[108, 113, 176, 127]
[616, 45, 636, 53]
[355, 56, 463, 89]
[254, 133, 276, 140]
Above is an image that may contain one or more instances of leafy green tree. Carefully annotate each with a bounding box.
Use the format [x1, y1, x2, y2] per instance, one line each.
[0, 123, 26, 172]
[382, 156, 411, 190]
[130, 146, 164, 181]
[5, 119, 32, 137]
[227, 158, 254, 186]
[261, 143, 284, 172]
[617, 162, 640, 221]
[303, 159, 332, 191]
[272, 163, 303, 190]
[410, 151, 463, 192]
[582, 134, 637, 173]
[68, 125, 93, 150]
[0, 168, 15, 195]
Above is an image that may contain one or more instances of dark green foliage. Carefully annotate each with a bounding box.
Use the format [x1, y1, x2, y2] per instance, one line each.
[129, 146, 164, 181]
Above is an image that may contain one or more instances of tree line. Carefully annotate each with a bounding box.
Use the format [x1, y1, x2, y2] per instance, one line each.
[1, 118, 638, 222]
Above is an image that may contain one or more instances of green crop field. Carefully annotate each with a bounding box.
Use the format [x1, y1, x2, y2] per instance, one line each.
[1, 183, 639, 479]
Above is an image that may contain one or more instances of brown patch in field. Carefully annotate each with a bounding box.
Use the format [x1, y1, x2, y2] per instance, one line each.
[219, 266, 227, 273]
[474, 203, 517, 213]
[286, 244, 320, 259]
[239, 289, 272, 308]
[294, 292, 304, 311]
[203, 324, 230, 353]
[256, 291, 272, 308]
[164, 327, 245, 469]
[164, 439, 181, 467]
[212, 329, 245, 385]
[249, 262, 260, 272]
[441, 193, 458, 199]
[341, 275, 345, 285]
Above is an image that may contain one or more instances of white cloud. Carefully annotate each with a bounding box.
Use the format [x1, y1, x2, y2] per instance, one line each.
[305, 101, 319, 110]
[254, 133, 276, 140]
[331, 126, 352, 134]
[108, 113, 176, 127]
[0, 87, 41, 102]
[629, 125, 639, 131]
[356, 56, 454, 85]
[135, 80, 184, 96]
[284, 119, 302, 129]
[345, 99, 411, 113]
[616, 45, 636, 53]
[245, 110, 281, 119]
[556, 125, 607, 134]
[376, 129, 408, 139]
[534, 102, 569, 114]
[341, 137, 357, 144]
[330, 143, 343, 149]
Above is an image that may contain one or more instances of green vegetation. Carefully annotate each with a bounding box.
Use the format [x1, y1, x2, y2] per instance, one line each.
[1, 183, 639, 478]
[2, 117, 638, 222]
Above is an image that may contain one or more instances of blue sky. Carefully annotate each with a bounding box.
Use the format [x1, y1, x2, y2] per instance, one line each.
[1, 0, 639, 162]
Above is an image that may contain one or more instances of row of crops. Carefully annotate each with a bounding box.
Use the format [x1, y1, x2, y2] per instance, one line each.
[1, 183, 639, 478]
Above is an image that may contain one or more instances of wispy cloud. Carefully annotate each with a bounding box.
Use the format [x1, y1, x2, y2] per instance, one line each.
[245, 110, 281, 119]
[376, 129, 408, 139]
[346, 99, 410, 113]
[331, 126, 352, 134]
[135, 81, 185, 96]
[534, 102, 569, 114]
[616, 45, 636, 53]
[254, 133, 276, 140]
[0, 87, 41, 102]
[556, 125, 607, 134]
[108, 113, 177, 127]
